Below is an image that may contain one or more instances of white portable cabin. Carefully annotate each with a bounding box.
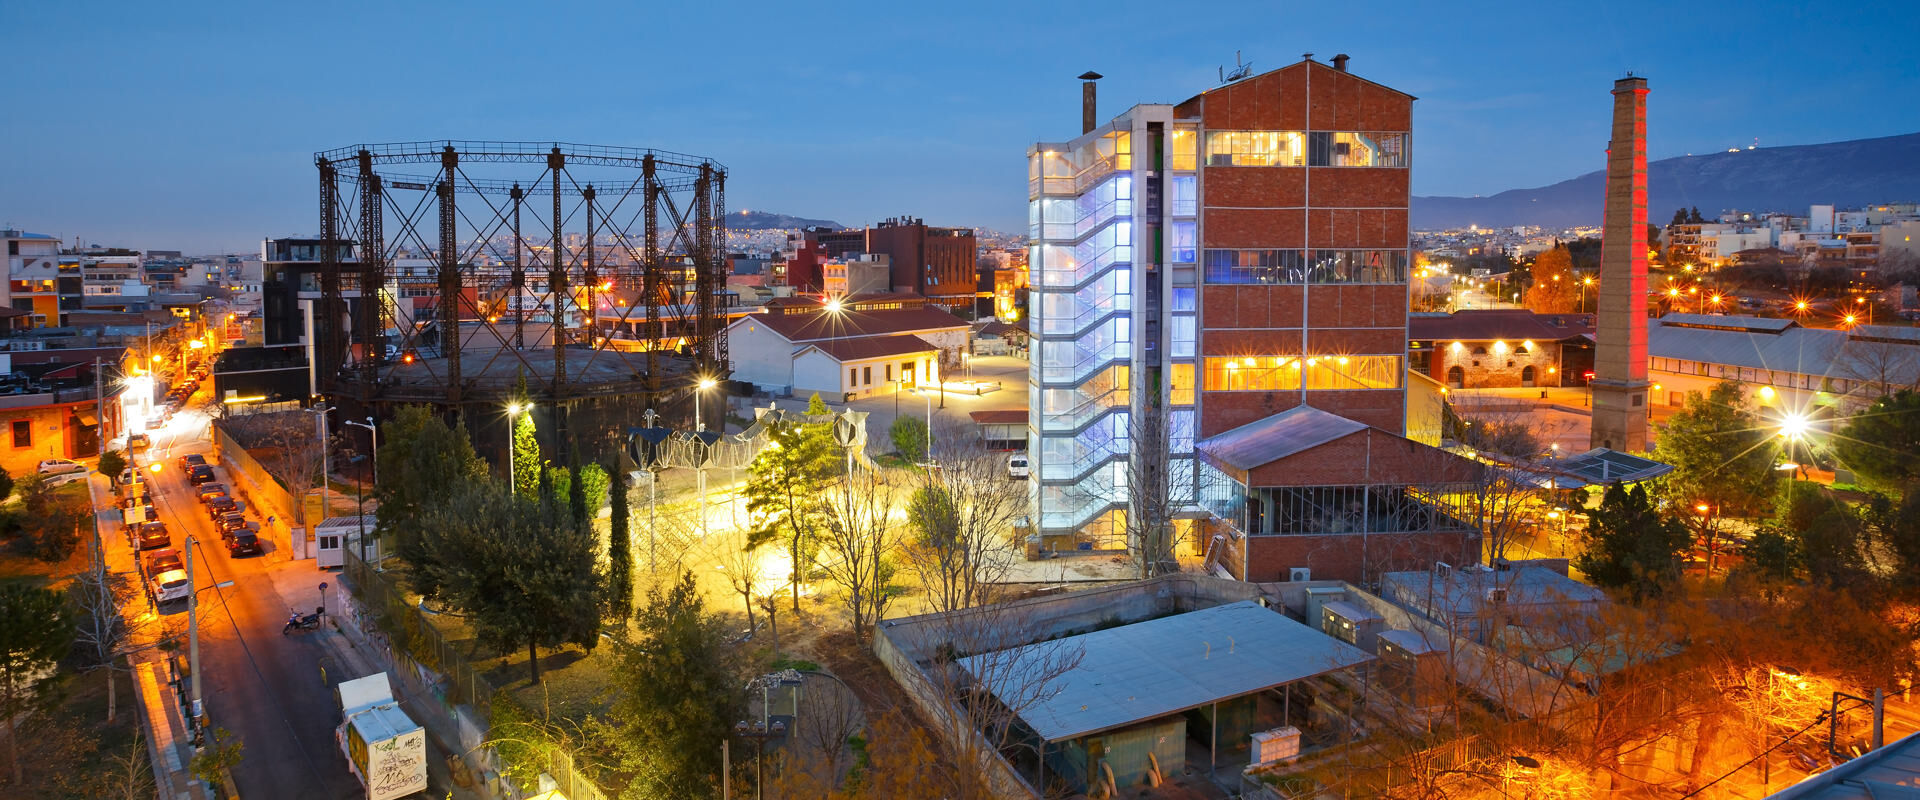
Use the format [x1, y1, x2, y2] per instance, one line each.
[313, 514, 377, 569]
[335, 673, 427, 800]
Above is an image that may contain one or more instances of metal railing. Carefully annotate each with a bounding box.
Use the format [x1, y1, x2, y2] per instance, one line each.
[343, 550, 611, 800]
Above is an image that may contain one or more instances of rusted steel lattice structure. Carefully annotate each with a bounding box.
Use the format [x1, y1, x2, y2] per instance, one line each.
[313, 141, 730, 431]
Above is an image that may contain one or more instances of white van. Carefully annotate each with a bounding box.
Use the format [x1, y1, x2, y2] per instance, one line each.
[1007, 453, 1029, 480]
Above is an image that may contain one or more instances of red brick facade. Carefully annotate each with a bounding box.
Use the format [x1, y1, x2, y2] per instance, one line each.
[1194, 60, 1413, 440]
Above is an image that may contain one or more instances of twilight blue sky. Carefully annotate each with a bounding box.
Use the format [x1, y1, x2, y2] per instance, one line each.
[4, 0, 1916, 253]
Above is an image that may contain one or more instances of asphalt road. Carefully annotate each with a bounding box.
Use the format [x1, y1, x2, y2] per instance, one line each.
[131, 403, 365, 800]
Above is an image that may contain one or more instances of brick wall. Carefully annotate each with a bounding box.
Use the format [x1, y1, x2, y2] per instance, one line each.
[1436, 340, 1563, 389]
[1245, 529, 1479, 585]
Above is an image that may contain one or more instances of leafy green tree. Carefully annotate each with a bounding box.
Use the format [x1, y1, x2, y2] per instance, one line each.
[1737, 528, 1799, 584]
[576, 462, 609, 522]
[1801, 507, 1869, 589]
[376, 406, 490, 594]
[609, 572, 746, 800]
[606, 462, 633, 622]
[512, 408, 540, 499]
[0, 466, 13, 502]
[0, 584, 74, 784]
[889, 416, 928, 463]
[1862, 491, 1920, 590]
[189, 726, 243, 789]
[1834, 390, 1920, 490]
[745, 412, 839, 613]
[412, 481, 601, 683]
[97, 449, 127, 481]
[1654, 381, 1779, 569]
[17, 473, 85, 563]
[1575, 483, 1690, 601]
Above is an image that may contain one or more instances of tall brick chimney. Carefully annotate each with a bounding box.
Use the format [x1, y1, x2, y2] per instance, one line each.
[1079, 71, 1103, 134]
[1590, 75, 1651, 452]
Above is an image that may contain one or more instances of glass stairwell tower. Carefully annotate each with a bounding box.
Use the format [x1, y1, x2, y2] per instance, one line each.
[1028, 106, 1199, 549]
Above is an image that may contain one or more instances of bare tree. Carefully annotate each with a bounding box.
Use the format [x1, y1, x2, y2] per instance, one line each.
[1834, 334, 1920, 401]
[818, 461, 903, 643]
[69, 565, 132, 722]
[220, 409, 328, 532]
[778, 673, 865, 794]
[901, 599, 1087, 800]
[709, 514, 768, 634]
[1124, 394, 1185, 578]
[900, 426, 1025, 614]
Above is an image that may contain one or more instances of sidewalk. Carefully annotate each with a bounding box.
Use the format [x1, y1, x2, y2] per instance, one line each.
[132, 657, 213, 800]
[311, 590, 492, 800]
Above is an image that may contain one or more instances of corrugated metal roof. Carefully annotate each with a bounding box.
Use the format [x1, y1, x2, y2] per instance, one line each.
[962, 600, 1373, 743]
[1553, 448, 1674, 485]
[1649, 315, 1879, 379]
[1766, 729, 1920, 799]
[799, 334, 937, 362]
[1196, 406, 1366, 472]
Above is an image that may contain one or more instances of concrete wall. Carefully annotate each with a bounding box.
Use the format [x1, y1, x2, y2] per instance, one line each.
[725, 321, 797, 391]
[1435, 340, 1563, 389]
[211, 422, 305, 560]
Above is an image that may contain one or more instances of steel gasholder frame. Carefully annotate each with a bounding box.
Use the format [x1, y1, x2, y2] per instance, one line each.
[312, 141, 730, 424]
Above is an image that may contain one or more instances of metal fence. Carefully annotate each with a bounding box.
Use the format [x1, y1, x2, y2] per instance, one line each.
[343, 549, 610, 800]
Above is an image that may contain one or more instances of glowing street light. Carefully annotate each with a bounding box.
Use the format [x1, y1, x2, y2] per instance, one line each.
[1778, 413, 1808, 440]
[694, 377, 718, 432]
[506, 402, 529, 491]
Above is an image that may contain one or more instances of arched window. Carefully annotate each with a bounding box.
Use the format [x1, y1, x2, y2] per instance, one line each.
[1446, 366, 1465, 388]
[1521, 365, 1537, 387]
[1471, 345, 1489, 356]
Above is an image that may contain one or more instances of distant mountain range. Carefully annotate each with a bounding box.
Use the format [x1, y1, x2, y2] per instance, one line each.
[729, 210, 841, 230]
[1412, 132, 1920, 230]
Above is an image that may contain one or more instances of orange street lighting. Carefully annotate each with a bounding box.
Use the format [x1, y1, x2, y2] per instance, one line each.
[1695, 503, 1711, 514]
[149, 462, 164, 473]
[1795, 301, 1808, 311]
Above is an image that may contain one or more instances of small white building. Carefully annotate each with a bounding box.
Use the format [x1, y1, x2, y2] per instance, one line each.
[726, 296, 970, 397]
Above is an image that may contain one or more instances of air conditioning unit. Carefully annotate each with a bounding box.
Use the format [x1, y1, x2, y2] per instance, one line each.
[1485, 587, 1509, 604]
[1289, 567, 1312, 582]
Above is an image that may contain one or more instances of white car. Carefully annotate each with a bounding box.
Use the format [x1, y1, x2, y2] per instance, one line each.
[150, 569, 191, 604]
[1007, 453, 1030, 480]
[37, 458, 87, 476]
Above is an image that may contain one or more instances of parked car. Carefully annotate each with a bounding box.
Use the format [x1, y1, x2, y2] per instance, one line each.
[195, 483, 228, 502]
[216, 513, 249, 538]
[1007, 453, 1030, 480]
[206, 496, 238, 517]
[178, 453, 207, 470]
[118, 468, 146, 487]
[144, 548, 182, 580]
[226, 532, 262, 557]
[135, 522, 171, 551]
[128, 433, 151, 451]
[147, 414, 168, 430]
[37, 458, 87, 476]
[149, 569, 191, 604]
[188, 465, 217, 485]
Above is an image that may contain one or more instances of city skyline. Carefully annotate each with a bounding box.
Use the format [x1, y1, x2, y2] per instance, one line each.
[4, 0, 1917, 253]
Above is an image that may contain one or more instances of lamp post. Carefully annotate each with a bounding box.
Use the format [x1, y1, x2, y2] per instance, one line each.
[343, 417, 377, 561]
[695, 377, 718, 432]
[1580, 275, 1594, 313]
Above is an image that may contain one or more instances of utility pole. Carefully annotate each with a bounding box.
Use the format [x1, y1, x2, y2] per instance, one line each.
[187, 534, 202, 733]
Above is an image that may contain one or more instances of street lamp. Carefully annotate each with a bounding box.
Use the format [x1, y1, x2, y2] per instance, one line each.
[343, 417, 378, 561]
[695, 377, 718, 432]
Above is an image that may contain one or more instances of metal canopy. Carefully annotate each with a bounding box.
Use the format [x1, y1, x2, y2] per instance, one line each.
[962, 601, 1373, 743]
[1195, 405, 1366, 472]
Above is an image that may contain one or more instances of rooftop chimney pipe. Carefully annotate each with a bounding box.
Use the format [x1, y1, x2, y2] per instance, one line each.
[1079, 71, 1103, 134]
[1332, 54, 1350, 72]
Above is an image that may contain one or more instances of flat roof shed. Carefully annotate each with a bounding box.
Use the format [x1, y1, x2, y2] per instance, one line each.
[961, 600, 1374, 744]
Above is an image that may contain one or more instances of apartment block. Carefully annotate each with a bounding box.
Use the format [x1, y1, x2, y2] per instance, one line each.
[1027, 56, 1481, 583]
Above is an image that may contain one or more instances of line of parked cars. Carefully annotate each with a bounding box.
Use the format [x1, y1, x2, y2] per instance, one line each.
[134, 452, 264, 607]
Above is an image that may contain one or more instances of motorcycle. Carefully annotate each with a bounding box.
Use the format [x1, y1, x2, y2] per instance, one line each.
[282, 609, 323, 635]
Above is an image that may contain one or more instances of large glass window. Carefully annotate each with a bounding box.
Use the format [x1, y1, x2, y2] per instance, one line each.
[1170, 315, 1196, 358]
[1171, 175, 1197, 216]
[1308, 132, 1409, 167]
[1169, 363, 1195, 405]
[1203, 355, 1403, 391]
[1307, 250, 1409, 283]
[1205, 131, 1306, 167]
[1171, 129, 1198, 171]
[1171, 288, 1196, 312]
[1170, 222, 1197, 263]
[1203, 249, 1306, 284]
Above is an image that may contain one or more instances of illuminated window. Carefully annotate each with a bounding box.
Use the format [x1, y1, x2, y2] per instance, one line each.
[1171, 288, 1196, 312]
[1202, 249, 1305, 284]
[1204, 355, 1403, 392]
[1170, 129, 1198, 171]
[1307, 250, 1409, 284]
[1170, 222, 1197, 263]
[1170, 363, 1195, 405]
[1171, 175, 1197, 216]
[1308, 132, 1409, 167]
[1205, 131, 1307, 167]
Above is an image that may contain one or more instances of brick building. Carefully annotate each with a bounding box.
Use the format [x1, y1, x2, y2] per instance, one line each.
[1027, 55, 1482, 583]
[803, 219, 978, 310]
[1408, 310, 1596, 389]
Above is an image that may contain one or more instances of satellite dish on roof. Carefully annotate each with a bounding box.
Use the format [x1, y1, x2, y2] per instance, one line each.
[1220, 51, 1253, 83]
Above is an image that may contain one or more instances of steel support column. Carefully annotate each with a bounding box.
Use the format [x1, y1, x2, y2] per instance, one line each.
[438, 146, 462, 404]
[318, 158, 344, 393]
[712, 170, 729, 373]
[583, 185, 598, 347]
[511, 183, 525, 351]
[642, 155, 661, 398]
[549, 147, 567, 394]
[356, 149, 386, 396]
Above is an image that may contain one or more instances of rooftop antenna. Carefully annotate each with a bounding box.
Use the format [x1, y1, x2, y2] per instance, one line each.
[1220, 51, 1253, 83]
